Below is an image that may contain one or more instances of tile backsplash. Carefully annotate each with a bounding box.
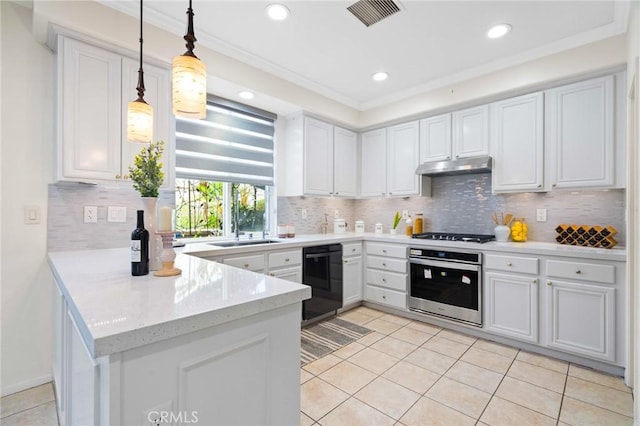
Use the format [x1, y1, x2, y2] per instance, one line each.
[278, 174, 626, 245]
[49, 174, 626, 251]
[48, 183, 174, 251]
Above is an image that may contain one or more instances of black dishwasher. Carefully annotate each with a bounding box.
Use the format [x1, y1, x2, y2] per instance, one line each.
[302, 244, 343, 321]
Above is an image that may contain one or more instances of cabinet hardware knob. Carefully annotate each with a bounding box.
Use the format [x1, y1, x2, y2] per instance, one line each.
[344, 260, 348, 263]
[352, 248, 356, 252]
[382, 263, 387, 267]
[382, 250, 387, 253]
[507, 262, 513, 267]
[382, 295, 386, 299]
[270, 273, 274, 276]
[575, 269, 581, 274]
[552, 183, 557, 187]
[244, 263, 249, 268]
[115, 174, 121, 179]
[537, 184, 542, 188]
[285, 258, 290, 262]
[533, 279, 537, 285]
[335, 192, 339, 195]
[446, 156, 451, 159]
[123, 174, 129, 180]
[547, 281, 552, 286]
[382, 278, 387, 282]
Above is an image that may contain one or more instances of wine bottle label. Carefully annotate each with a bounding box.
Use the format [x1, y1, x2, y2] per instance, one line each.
[131, 240, 141, 262]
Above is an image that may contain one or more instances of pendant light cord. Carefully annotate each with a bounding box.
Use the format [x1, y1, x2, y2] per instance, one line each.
[183, 0, 198, 58]
[135, 0, 147, 103]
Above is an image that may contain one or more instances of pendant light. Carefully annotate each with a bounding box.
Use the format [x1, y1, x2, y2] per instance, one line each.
[127, 0, 154, 143]
[172, 0, 207, 119]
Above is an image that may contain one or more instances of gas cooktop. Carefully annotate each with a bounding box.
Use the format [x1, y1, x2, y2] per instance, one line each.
[411, 232, 495, 243]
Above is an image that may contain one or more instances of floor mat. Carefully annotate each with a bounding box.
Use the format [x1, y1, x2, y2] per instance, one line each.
[301, 317, 372, 365]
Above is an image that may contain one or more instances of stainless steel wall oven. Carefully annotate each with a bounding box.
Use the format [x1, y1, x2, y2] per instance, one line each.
[408, 247, 482, 326]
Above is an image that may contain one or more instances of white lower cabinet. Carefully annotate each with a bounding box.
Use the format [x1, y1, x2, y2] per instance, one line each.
[223, 253, 265, 272]
[267, 249, 302, 282]
[485, 272, 538, 343]
[342, 243, 363, 307]
[364, 242, 408, 310]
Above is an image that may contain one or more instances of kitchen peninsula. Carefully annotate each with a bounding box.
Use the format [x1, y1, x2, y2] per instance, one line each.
[48, 248, 310, 426]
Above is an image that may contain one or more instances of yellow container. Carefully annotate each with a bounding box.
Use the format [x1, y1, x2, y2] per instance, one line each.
[414, 213, 424, 234]
[511, 218, 528, 242]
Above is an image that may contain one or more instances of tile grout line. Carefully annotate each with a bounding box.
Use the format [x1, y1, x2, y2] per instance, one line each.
[0, 399, 57, 422]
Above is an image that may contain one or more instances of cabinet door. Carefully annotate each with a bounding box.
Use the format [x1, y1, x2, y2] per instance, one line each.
[303, 117, 334, 195]
[485, 272, 538, 343]
[452, 104, 489, 158]
[387, 121, 420, 196]
[269, 266, 302, 283]
[333, 127, 358, 197]
[491, 92, 544, 193]
[545, 75, 615, 189]
[121, 57, 173, 188]
[546, 279, 615, 361]
[360, 128, 387, 197]
[343, 256, 363, 306]
[60, 37, 122, 181]
[419, 113, 452, 162]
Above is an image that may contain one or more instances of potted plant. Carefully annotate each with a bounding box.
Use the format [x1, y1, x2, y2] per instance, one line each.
[129, 141, 165, 198]
[129, 141, 165, 270]
[391, 211, 401, 234]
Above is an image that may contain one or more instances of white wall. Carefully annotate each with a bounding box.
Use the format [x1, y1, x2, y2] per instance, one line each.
[1, 1, 55, 395]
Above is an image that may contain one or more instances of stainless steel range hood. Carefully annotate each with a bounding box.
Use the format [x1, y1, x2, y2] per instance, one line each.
[416, 155, 492, 176]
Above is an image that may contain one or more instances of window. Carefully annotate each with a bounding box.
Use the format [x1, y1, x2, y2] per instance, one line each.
[174, 96, 276, 239]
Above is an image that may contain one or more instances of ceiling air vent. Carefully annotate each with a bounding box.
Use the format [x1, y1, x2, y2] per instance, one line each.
[347, 0, 401, 27]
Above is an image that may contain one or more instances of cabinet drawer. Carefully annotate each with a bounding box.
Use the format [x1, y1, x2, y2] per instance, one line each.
[485, 254, 539, 275]
[366, 269, 407, 292]
[366, 285, 407, 310]
[365, 243, 407, 259]
[342, 242, 362, 257]
[547, 260, 615, 284]
[366, 256, 407, 274]
[223, 254, 265, 271]
[268, 250, 302, 269]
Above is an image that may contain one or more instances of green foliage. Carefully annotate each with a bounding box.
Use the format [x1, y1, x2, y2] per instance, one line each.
[128, 141, 165, 197]
[392, 211, 402, 229]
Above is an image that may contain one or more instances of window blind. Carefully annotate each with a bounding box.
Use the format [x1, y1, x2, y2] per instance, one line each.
[175, 95, 276, 186]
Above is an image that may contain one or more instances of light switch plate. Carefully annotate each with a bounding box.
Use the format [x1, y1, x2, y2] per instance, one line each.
[108, 206, 127, 223]
[24, 206, 40, 225]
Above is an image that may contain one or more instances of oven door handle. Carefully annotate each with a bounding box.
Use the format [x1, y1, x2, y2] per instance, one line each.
[409, 258, 480, 272]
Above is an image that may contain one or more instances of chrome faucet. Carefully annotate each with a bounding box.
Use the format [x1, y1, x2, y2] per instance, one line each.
[234, 185, 240, 241]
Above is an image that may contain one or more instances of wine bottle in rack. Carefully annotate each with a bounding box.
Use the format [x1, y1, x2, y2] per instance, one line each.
[131, 210, 149, 276]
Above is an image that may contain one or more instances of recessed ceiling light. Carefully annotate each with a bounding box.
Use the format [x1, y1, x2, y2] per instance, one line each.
[372, 72, 389, 82]
[266, 3, 290, 21]
[487, 24, 512, 39]
[238, 91, 255, 100]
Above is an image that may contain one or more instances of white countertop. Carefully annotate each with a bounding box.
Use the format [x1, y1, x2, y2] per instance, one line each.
[48, 248, 311, 358]
[183, 232, 627, 262]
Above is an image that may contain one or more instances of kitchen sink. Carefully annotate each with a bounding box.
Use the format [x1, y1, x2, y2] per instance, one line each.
[208, 239, 283, 248]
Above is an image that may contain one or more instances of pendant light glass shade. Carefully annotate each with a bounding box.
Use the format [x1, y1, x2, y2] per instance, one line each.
[127, 100, 154, 143]
[127, 0, 154, 143]
[172, 0, 207, 120]
[172, 54, 207, 119]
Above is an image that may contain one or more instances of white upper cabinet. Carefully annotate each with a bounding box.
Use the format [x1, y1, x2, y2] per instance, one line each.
[360, 128, 387, 197]
[56, 35, 173, 187]
[303, 117, 334, 195]
[545, 74, 623, 190]
[387, 121, 421, 196]
[333, 127, 358, 197]
[419, 114, 452, 162]
[281, 114, 357, 197]
[453, 104, 489, 158]
[59, 37, 122, 182]
[491, 92, 544, 193]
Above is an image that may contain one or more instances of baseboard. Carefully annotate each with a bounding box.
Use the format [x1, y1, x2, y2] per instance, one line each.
[1, 373, 52, 397]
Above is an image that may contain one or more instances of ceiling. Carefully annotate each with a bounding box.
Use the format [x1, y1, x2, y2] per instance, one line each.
[101, 1, 629, 111]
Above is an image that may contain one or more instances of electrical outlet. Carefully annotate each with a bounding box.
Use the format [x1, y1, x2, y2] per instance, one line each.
[107, 206, 127, 223]
[334, 209, 340, 219]
[536, 208, 547, 222]
[301, 209, 307, 219]
[84, 206, 98, 223]
[402, 210, 409, 219]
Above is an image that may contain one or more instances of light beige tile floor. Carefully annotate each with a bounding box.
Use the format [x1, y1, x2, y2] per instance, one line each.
[301, 306, 635, 426]
[2, 306, 635, 426]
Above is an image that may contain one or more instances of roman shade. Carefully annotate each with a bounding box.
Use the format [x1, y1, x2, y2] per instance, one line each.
[175, 95, 276, 186]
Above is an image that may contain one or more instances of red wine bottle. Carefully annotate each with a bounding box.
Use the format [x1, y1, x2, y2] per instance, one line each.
[131, 210, 149, 276]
